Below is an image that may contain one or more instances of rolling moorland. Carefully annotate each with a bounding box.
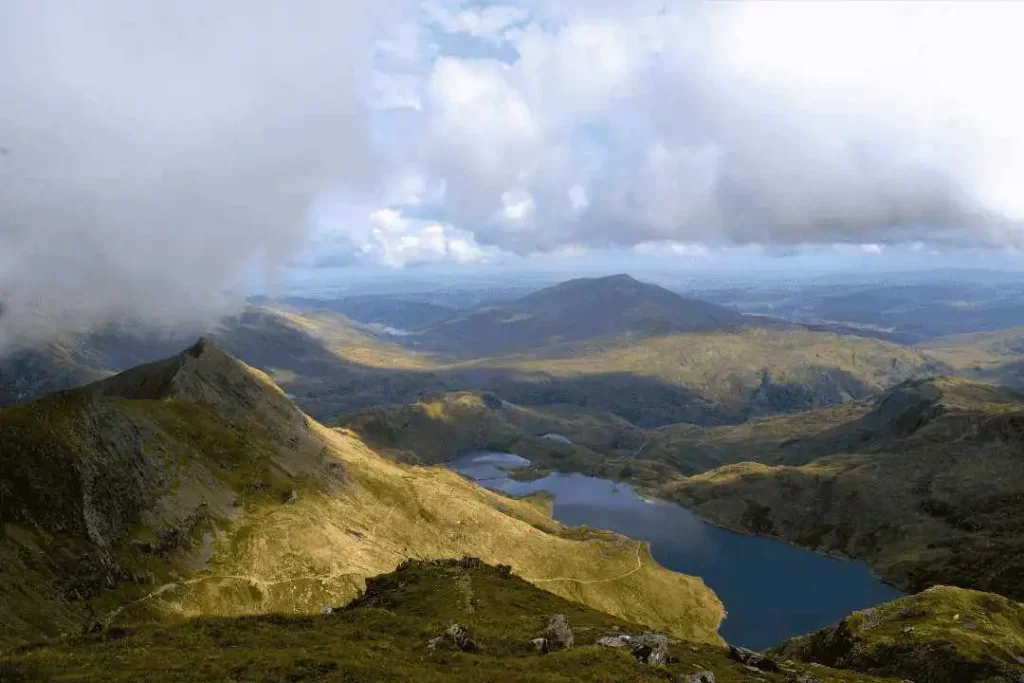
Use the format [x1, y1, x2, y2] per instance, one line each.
[4, 274, 1024, 680]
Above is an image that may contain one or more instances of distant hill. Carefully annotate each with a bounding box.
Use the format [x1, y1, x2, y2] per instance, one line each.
[410, 274, 744, 357]
[920, 326, 1024, 389]
[0, 340, 722, 647]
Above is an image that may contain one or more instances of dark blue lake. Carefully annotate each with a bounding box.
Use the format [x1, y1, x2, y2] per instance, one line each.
[449, 450, 902, 650]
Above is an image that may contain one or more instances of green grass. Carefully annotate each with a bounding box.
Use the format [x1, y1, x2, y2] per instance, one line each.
[0, 559, 896, 683]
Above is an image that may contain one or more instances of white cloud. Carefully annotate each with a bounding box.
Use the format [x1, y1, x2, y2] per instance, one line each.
[859, 244, 884, 255]
[499, 189, 535, 222]
[634, 241, 711, 259]
[371, 1, 1024, 257]
[9, 0, 1024, 335]
[360, 209, 492, 267]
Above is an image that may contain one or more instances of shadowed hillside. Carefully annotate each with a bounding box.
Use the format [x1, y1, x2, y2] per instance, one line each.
[661, 377, 1024, 601]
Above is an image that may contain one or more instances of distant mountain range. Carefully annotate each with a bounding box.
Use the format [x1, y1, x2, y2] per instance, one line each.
[2, 275, 950, 427]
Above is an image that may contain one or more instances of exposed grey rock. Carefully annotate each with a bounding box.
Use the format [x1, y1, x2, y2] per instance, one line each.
[543, 614, 574, 651]
[728, 645, 780, 673]
[597, 635, 631, 649]
[320, 605, 334, 615]
[531, 638, 548, 653]
[427, 622, 477, 652]
[679, 671, 715, 683]
[631, 631, 669, 666]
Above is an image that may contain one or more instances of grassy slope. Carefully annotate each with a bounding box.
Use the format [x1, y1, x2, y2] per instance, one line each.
[772, 586, 1024, 683]
[499, 328, 937, 409]
[1, 560, 895, 683]
[921, 327, 1024, 390]
[0, 341, 723, 649]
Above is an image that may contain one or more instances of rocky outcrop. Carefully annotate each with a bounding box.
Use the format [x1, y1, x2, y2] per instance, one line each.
[631, 632, 670, 665]
[771, 586, 1024, 683]
[678, 672, 715, 683]
[427, 623, 477, 653]
[728, 645, 780, 672]
[596, 631, 669, 666]
[533, 614, 574, 653]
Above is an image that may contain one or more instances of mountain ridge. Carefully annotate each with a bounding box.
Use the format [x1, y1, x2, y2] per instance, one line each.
[0, 339, 725, 647]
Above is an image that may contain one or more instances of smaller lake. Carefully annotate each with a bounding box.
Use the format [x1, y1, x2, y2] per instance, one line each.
[449, 450, 903, 650]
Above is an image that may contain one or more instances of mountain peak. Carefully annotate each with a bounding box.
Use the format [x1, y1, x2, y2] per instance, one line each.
[184, 336, 215, 358]
[84, 338, 307, 431]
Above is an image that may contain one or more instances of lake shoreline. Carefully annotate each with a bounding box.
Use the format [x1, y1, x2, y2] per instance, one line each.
[447, 450, 904, 650]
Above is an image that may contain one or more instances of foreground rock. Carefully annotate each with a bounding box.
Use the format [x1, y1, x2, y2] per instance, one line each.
[596, 631, 670, 666]
[679, 672, 715, 683]
[533, 613, 574, 653]
[729, 645, 781, 672]
[427, 623, 478, 653]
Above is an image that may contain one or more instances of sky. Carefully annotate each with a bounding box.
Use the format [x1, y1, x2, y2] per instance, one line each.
[3, 0, 1024, 342]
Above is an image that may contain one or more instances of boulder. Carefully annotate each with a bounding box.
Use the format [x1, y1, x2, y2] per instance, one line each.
[597, 635, 631, 649]
[727, 645, 780, 673]
[427, 623, 478, 653]
[543, 614, 574, 651]
[631, 632, 669, 666]
[679, 671, 715, 683]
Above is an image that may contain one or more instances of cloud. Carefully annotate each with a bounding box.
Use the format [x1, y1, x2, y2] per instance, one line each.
[634, 241, 711, 259]
[377, 0, 1024, 256]
[353, 209, 492, 267]
[0, 0, 409, 349]
[424, 2, 530, 44]
[5, 0, 1024, 347]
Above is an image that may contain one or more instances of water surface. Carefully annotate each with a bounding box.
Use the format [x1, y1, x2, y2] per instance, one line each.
[449, 450, 902, 649]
